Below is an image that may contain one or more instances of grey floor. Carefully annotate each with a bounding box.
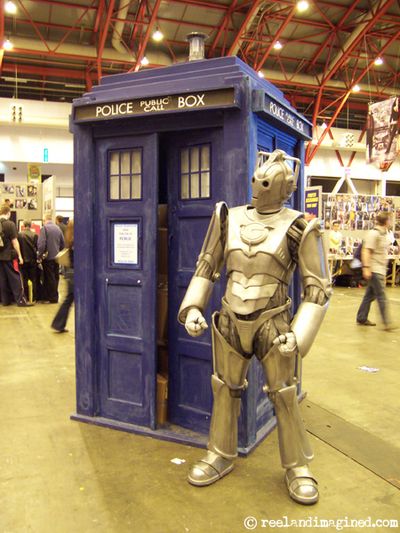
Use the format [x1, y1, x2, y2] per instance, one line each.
[1, 285, 400, 533]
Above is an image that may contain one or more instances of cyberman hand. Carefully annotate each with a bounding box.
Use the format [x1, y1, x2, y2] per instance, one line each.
[272, 331, 298, 357]
[185, 308, 209, 337]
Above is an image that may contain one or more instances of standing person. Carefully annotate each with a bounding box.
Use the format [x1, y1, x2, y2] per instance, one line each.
[18, 220, 39, 302]
[356, 211, 396, 330]
[38, 214, 65, 303]
[51, 220, 74, 333]
[55, 215, 67, 237]
[0, 205, 32, 307]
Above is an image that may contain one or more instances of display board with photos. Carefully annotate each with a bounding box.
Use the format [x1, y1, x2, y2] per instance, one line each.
[0, 182, 40, 211]
[322, 193, 396, 232]
[0, 181, 42, 227]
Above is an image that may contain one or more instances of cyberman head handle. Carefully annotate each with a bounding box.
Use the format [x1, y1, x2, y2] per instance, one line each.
[251, 150, 301, 214]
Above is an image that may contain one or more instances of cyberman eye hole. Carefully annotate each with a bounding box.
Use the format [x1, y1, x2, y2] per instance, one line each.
[262, 180, 270, 188]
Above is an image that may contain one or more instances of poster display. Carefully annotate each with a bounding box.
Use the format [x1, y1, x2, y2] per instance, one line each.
[0, 181, 41, 212]
[113, 223, 139, 265]
[322, 193, 395, 231]
[304, 186, 322, 220]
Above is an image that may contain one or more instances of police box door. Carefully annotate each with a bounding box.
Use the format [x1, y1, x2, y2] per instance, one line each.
[95, 133, 158, 428]
[166, 128, 223, 433]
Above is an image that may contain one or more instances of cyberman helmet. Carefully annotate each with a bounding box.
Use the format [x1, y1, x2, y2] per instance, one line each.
[251, 150, 301, 213]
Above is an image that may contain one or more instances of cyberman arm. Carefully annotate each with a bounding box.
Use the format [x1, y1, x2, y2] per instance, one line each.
[290, 218, 332, 357]
[178, 201, 228, 337]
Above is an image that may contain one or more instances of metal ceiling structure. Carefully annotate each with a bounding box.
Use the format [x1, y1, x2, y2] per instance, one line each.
[1, 0, 400, 158]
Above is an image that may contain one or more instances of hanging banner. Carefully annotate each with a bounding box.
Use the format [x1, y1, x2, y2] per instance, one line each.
[367, 97, 399, 171]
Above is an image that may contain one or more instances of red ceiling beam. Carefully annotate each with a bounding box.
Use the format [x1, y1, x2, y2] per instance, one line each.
[97, 0, 116, 80]
[2, 61, 87, 80]
[227, 0, 262, 57]
[93, 0, 105, 35]
[254, 6, 296, 72]
[16, 0, 51, 52]
[131, 0, 162, 73]
[208, 0, 238, 58]
[306, 0, 396, 162]
[22, 0, 98, 10]
[321, 0, 395, 85]
[306, 26, 400, 164]
[53, 0, 96, 53]
[130, 0, 147, 51]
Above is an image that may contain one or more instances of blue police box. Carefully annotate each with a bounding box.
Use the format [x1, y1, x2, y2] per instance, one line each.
[71, 56, 312, 453]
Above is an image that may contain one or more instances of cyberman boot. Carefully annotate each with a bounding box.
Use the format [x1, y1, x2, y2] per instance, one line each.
[274, 384, 318, 504]
[188, 313, 251, 487]
[261, 345, 318, 504]
[285, 465, 319, 505]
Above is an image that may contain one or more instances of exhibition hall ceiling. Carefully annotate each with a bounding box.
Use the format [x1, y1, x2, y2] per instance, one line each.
[1, 0, 399, 130]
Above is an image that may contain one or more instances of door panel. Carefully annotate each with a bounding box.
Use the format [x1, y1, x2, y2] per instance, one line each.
[167, 129, 223, 433]
[95, 134, 158, 428]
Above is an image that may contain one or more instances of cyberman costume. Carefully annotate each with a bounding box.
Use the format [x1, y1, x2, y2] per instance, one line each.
[178, 149, 331, 505]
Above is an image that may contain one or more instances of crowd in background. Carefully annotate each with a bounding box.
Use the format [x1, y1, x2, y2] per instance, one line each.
[0, 204, 74, 331]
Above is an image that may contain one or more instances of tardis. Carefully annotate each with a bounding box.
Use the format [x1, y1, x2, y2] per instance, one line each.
[71, 55, 312, 453]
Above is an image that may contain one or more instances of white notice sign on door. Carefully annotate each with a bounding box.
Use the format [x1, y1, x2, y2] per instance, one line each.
[114, 223, 138, 265]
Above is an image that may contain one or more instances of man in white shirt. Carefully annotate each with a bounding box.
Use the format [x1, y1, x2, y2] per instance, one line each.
[356, 211, 396, 330]
[328, 221, 342, 254]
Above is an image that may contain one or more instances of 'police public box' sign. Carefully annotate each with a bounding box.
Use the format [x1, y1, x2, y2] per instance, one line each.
[74, 88, 237, 122]
[252, 90, 312, 140]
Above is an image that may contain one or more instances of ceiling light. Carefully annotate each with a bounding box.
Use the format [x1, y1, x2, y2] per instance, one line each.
[3, 39, 14, 51]
[5, 1, 17, 14]
[273, 41, 283, 50]
[297, 1, 309, 12]
[141, 56, 149, 66]
[320, 122, 327, 130]
[152, 29, 164, 42]
[352, 84, 361, 92]
[258, 71, 265, 78]
[374, 56, 384, 66]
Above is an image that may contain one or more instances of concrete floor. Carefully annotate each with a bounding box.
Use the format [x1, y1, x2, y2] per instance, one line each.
[1, 285, 399, 533]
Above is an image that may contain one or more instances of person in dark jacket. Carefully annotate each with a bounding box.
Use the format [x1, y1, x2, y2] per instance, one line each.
[18, 220, 39, 302]
[0, 205, 32, 306]
[38, 214, 65, 303]
[51, 219, 74, 332]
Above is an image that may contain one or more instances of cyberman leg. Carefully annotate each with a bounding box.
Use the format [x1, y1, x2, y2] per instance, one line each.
[261, 344, 318, 504]
[188, 312, 251, 486]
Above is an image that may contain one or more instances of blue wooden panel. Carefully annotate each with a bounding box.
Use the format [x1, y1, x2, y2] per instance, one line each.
[167, 128, 224, 432]
[179, 355, 213, 414]
[108, 350, 143, 405]
[95, 134, 158, 429]
[107, 284, 143, 337]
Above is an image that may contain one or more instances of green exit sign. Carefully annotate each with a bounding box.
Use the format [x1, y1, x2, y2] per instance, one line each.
[43, 148, 48, 162]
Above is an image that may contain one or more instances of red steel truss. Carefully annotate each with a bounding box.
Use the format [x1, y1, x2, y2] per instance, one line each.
[0, 0, 399, 156]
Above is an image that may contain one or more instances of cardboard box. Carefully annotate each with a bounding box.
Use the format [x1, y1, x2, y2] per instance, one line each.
[157, 373, 168, 426]
[158, 227, 168, 275]
[158, 344, 168, 375]
[157, 286, 168, 342]
[158, 204, 168, 228]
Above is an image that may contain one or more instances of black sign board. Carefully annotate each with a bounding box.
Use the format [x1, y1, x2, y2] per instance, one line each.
[253, 90, 312, 140]
[74, 88, 237, 122]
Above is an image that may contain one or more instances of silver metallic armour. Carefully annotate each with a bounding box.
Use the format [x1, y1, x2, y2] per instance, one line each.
[178, 150, 331, 505]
